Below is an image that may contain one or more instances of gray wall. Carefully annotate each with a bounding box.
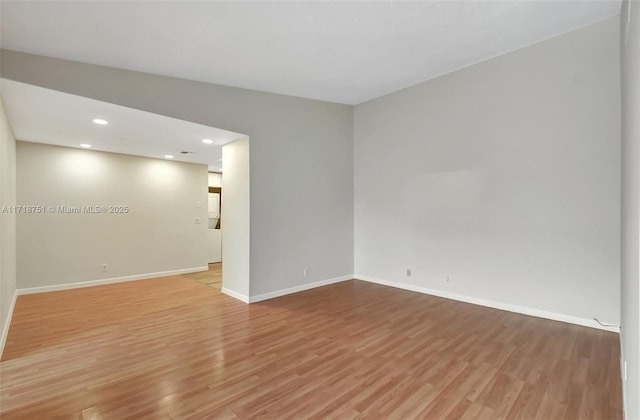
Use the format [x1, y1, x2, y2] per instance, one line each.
[0, 50, 355, 297]
[620, 2, 640, 418]
[0, 96, 17, 355]
[354, 17, 621, 326]
[16, 142, 209, 288]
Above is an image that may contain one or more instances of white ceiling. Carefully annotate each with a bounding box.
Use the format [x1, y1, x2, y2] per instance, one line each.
[0, 79, 245, 171]
[0, 1, 622, 167]
[0, 0, 621, 105]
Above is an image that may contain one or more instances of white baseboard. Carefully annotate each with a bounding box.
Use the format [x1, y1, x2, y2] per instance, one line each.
[356, 275, 620, 333]
[619, 333, 627, 418]
[221, 287, 250, 303]
[0, 290, 18, 359]
[249, 275, 353, 303]
[16, 266, 209, 295]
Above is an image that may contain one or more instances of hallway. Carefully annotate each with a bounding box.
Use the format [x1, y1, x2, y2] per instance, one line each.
[182, 263, 222, 290]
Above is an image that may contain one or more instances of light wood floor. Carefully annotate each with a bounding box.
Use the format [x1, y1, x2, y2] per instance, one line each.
[182, 262, 222, 290]
[0, 278, 622, 419]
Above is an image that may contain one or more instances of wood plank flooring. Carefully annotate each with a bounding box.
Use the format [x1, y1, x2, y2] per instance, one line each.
[0, 278, 622, 419]
[182, 263, 222, 290]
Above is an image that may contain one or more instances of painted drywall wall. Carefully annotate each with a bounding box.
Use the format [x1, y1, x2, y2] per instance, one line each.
[221, 138, 250, 299]
[354, 17, 621, 326]
[620, 2, 640, 418]
[208, 172, 222, 188]
[0, 96, 17, 355]
[0, 50, 354, 298]
[16, 142, 208, 288]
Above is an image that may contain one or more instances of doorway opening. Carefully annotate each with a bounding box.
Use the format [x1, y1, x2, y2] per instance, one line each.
[185, 174, 223, 290]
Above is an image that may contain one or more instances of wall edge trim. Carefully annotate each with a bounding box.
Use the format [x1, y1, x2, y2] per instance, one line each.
[221, 287, 250, 303]
[16, 266, 209, 295]
[248, 275, 354, 303]
[0, 290, 18, 359]
[355, 274, 620, 333]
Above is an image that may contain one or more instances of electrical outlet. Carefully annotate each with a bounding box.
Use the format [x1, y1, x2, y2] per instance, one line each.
[446, 276, 451, 282]
[101, 264, 108, 272]
[406, 268, 412, 277]
[303, 268, 310, 277]
[195, 217, 201, 224]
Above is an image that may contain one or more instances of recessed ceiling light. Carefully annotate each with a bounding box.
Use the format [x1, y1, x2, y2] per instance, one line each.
[164, 154, 174, 159]
[202, 139, 214, 144]
[92, 118, 108, 125]
[80, 144, 92, 148]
